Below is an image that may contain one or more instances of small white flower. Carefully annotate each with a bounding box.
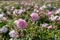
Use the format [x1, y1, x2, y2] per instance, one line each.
[9, 30, 17, 38]
[36, 10, 39, 13]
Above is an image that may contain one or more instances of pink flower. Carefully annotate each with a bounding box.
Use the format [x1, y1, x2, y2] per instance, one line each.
[41, 23, 49, 28]
[55, 8, 60, 14]
[49, 15, 59, 22]
[14, 19, 27, 29]
[13, 9, 25, 16]
[41, 23, 53, 29]
[18, 9, 24, 15]
[30, 12, 39, 22]
[48, 11, 52, 16]
[33, 9, 39, 13]
[33, 9, 37, 12]
[47, 25, 52, 29]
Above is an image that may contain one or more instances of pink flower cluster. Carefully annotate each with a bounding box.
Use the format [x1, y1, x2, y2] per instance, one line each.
[48, 11, 52, 16]
[41, 23, 53, 29]
[13, 9, 25, 16]
[49, 15, 60, 22]
[14, 19, 27, 30]
[30, 12, 39, 22]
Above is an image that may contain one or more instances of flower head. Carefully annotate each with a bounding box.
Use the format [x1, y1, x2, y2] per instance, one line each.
[0, 25, 8, 33]
[30, 12, 39, 22]
[9, 30, 18, 38]
[49, 15, 59, 22]
[48, 11, 52, 16]
[47, 25, 53, 29]
[41, 23, 53, 29]
[13, 9, 25, 16]
[18, 9, 24, 15]
[55, 8, 60, 14]
[14, 19, 27, 29]
[41, 23, 49, 28]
